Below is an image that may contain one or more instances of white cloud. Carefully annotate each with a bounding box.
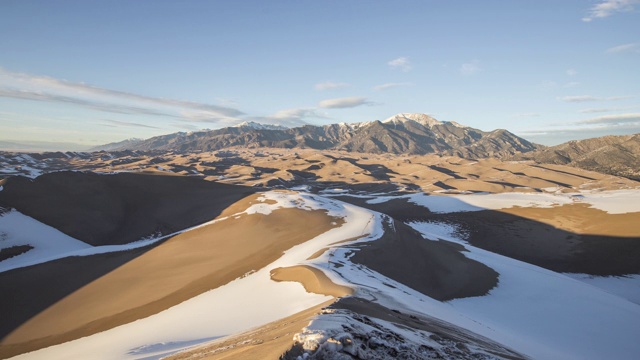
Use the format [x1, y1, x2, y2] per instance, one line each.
[373, 82, 412, 91]
[563, 81, 581, 88]
[566, 69, 578, 76]
[318, 96, 371, 109]
[314, 81, 350, 91]
[388, 57, 412, 72]
[582, 0, 640, 22]
[460, 60, 481, 76]
[606, 42, 640, 54]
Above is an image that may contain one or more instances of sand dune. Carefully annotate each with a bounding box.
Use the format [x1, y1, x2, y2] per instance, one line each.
[1, 150, 639, 359]
[0, 194, 341, 358]
[3, 148, 636, 193]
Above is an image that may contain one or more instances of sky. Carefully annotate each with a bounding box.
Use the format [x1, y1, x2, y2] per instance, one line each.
[0, 0, 639, 149]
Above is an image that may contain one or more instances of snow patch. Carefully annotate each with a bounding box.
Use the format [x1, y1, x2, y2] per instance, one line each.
[0, 210, 92, 273]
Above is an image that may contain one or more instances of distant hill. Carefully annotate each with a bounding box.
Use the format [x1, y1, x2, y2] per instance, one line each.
[97, 113, 541, 159]
[88, 138, 144, 152]
[0, 140, 89, 152]
[512, 134, 640, 181]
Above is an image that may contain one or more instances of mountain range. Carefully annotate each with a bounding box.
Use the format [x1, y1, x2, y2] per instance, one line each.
[513, 133, 640, 181]
[94, 113, 541, 159]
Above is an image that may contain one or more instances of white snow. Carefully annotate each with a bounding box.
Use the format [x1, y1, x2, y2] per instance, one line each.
[6, 190, 640, 359]
[564, 273, 640, 305]
[11, 192, 379, 360]
[406, 221, 467, 242]
[408, 192, 574, 213]
[0, 210, 233, 273]
[364, 189, 640, 214]
[0, 210, 92, 273]
[382, 113, 442, 127]
[233, 121, 288, 131]
[575, 190, 640, 214]
[400, 220, 640, 359]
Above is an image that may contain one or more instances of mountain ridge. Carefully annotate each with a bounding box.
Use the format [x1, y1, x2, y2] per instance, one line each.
[512, 133, 640, 181]
[95, 113, 541, 159]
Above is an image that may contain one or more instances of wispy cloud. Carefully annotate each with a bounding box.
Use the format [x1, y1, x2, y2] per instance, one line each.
[0, 89, 185, 118]
[558, 95, 600, 102]
[315, 81, 350, 91]
[102, 119, 161, 129]
[388, 57, 412, 72]
[373, 82, 412, 91]
[244, 108, 329, 127]
[566, 69, 578, 76]
[0, 67, 244, 118]
[171, 123, 201, 131]
[582, 0, 640, 22]
[606, 42, 640, 54]
[580, 108, 616, 113]
[460, 60, 481, 76]
[575, 112, 640, 125]
[318, 96, 372, 109]
[558, 95, 633, 102]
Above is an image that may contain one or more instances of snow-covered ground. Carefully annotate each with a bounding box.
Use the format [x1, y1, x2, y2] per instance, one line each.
[564, 273, 640, 306]
[360, 189, 640, 214]
[0, 210, 92, 273]
[5, 189, 640, 359]
[399, 219, 640, 359]
[9, 192, 382, 360]
[0, 210, 209, 273]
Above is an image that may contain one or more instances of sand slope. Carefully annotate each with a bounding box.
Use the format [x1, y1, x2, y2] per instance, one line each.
[0, 194, 340, 358]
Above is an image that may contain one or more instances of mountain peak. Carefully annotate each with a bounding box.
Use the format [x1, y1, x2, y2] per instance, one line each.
[233, 121, 288, 131]
[382, 113, 442, 127]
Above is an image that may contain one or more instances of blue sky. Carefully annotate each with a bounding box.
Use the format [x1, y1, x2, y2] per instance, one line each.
[1, 0, 639, 149]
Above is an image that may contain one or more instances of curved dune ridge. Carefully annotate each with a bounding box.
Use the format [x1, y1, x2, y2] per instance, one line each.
[270, 265, 353, 298]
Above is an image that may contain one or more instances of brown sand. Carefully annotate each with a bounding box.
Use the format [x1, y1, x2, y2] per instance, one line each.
[500, 203, 640, 237]
[0, 195, 342, 358]
[10, 148, 637, 192]
[166, 300, 334, 360]
[270, 265, 353, 298]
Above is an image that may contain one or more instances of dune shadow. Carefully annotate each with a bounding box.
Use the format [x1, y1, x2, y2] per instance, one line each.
[0, 171, 257, 357]
[334, 195, 640, 276]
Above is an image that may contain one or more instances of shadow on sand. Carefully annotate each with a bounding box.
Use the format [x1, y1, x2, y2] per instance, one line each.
[0, 171, 257, 357]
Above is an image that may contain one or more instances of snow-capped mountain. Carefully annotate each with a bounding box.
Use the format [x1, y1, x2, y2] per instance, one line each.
[97, 113, 541, 159]
[232, 121, 289, 131]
